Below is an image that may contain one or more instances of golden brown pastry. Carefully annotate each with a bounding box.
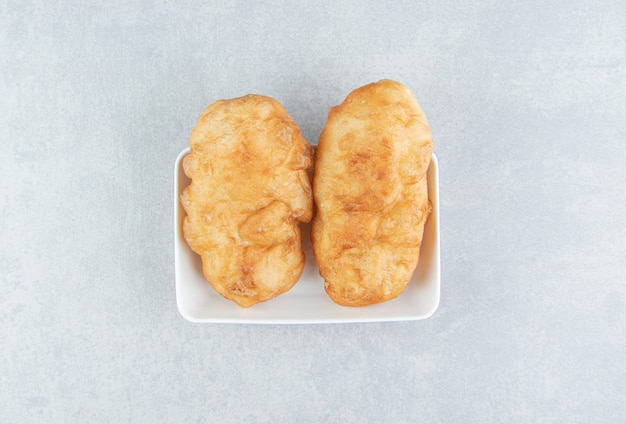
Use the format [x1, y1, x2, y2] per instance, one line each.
[311, 80, 433, 306]
[181, 95, 313, 307]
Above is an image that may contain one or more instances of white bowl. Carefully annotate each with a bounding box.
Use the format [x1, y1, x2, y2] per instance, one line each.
[174, 148, 440, 324]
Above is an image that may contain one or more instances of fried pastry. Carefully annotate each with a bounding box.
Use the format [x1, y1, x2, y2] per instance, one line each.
[311, 80, 433, 306]
[181, 95, 313, 307]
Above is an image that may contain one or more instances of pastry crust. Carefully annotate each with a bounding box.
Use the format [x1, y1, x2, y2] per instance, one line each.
[311, 80, 433, 306]
[181, 95, 313, 307]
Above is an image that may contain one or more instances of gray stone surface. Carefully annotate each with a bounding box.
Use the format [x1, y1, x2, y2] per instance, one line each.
[1, 1, 625, 422]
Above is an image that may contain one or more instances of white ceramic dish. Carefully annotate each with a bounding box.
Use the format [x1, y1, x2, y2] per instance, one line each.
[174, 147, 440, 324]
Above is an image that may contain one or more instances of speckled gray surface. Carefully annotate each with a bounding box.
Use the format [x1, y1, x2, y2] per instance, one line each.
[1, 1, 625, 422]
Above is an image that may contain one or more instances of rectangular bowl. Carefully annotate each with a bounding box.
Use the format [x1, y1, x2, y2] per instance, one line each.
[174, 147, 440, 324]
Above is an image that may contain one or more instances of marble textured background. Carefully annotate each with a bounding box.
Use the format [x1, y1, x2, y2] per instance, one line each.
[1, 0, 625, 422]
